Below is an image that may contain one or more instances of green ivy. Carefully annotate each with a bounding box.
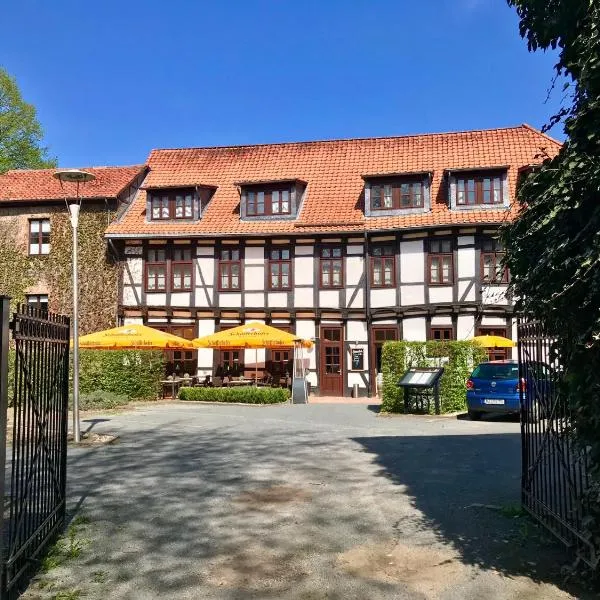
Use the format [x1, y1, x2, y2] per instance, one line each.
[178, 386, 289, 404]
[381, 341, 487, 414]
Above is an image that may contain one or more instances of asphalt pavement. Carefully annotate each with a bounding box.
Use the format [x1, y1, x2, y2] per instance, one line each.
[21, 403, 589, 600]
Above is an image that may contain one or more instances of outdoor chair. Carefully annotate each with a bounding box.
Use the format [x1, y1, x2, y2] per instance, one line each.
[213, 376, 223, 388]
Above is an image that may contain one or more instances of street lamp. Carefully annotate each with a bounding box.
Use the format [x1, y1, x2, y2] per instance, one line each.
[53, 169, 96, 443]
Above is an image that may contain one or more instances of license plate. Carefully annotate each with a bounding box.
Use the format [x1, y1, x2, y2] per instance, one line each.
[483, 399, 505, 405]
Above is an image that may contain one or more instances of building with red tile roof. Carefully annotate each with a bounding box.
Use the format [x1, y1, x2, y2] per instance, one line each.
[109, 124, 560, 398]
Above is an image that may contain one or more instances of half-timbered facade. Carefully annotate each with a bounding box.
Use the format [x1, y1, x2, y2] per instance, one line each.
[106, 125, 561, 396]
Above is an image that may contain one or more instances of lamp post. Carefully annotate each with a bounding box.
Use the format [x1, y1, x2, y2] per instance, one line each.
[53, 169, 96, 443]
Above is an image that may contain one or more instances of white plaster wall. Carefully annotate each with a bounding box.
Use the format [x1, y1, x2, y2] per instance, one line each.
[458, 280, 476, 302]
[170, 318, 194, 324]
[403, 317, 427, 341]
[244, 292, 264, 308]
[123, 317, 143, 325]
[348, 371, 367, 390]
[267, 292, 287, 307]
[294, 287, 313, 307]
[431, 315, 452, 326]
[481, 316, 508, 327]
[457, 246, 476, 278]
[294, 245, 314, 256]
[294, 256, 314, 285]
[319, 290, 339, 308]
[218, 293, 241, 307]
[146, 293, 167, 306]
[170, 292, 192, 307]
[400, 240, 425, 283]
[400, 285, 425, 306]
[347, 289, 364, 309]
[346, 256, 363, 286]
[296, 320, 317, 370]
[457, 235, 475, 247]
[244, 265, 265, 291]
[347, 320, 367, 342]
[196, 319, 215, 373]
[245, 246, 264, 264]
[196, 246, 214, 257]
[123, 257, 143, 306]
[347, 244, 364, 255]
[481, 286, 509, 305]
[196, 256, 214, 288]
[429, 286, 453, 304]
[371, 288, 396, 309]
[457, 315, 475, 340]
[371, 318, 397, 325]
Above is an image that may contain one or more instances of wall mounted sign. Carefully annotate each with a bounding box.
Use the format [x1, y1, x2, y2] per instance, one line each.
[351, 347, 364, 371]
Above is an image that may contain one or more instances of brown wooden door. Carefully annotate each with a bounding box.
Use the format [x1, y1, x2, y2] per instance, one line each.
[320, 326, 344, 396]
[478, 326, 509, 361]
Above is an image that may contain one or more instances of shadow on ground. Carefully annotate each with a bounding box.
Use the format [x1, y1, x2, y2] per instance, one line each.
[23, 409, 593, 599]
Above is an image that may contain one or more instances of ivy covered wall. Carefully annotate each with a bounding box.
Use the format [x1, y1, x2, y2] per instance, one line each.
[0, 203, 118, 333]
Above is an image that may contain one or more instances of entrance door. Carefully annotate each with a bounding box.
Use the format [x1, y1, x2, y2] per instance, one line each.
[478, 326, 509, 361]
[320, 326, 344, 396]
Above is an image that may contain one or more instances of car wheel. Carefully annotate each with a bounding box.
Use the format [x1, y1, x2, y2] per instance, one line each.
[468, 410, 482, 421]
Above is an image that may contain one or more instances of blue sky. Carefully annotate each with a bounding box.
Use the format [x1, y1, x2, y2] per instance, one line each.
[1, 0, 563, 167]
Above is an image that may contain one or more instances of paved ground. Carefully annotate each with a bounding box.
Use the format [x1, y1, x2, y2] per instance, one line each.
[23, 403, 590, 600]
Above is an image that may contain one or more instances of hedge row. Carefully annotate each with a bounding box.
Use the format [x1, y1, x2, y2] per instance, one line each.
[7, 349, 165, 407]
[178, 386, 289, 404]
[381, 341, 487, 414]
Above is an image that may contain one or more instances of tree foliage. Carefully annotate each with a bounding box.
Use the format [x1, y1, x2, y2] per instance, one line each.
[0, 67, 56, 173]
[503, 1, 600, 568]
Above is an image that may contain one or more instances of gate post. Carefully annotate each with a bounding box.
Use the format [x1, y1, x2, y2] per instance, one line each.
[0, 296, 11, 594]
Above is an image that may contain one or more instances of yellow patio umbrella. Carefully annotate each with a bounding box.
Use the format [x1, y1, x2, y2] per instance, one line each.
[193, 322, 313, 385]
[193, 321, 313, 349]
[78, 324, 194, 350]
[471, 335, 516, 348]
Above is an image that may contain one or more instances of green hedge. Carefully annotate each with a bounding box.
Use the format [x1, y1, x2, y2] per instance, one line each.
[7, 349, 164, 407]
[178, 386, 289, 404]
[381, 341, 487, 414]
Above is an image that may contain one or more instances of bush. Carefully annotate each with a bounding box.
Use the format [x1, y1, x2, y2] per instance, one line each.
[78, 350, 164, 401]
[381, 341, 487, 414]
[178, 386, 289, 404]
[76, 390, 130, 411]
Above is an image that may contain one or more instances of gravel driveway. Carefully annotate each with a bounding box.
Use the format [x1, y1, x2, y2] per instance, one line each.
[22, 403, 589, 599]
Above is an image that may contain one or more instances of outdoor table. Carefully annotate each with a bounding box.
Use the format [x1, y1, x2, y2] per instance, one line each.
[160, 379, 182, 399]
[227, 379, 256, 387]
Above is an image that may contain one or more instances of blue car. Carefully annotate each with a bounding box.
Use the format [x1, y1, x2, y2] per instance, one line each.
[466, 360, 528, 421]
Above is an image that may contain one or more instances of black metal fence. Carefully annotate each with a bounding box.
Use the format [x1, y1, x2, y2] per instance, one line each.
[518, 320, 597, 568]
[0, 299, 70, 598]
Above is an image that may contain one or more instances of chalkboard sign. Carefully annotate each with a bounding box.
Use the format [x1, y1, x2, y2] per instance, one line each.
[351, 348, 364, 371]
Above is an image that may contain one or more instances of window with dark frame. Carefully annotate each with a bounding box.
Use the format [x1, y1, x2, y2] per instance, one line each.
[246, 186, 291, 216]
[429, 327, 454, 341]
[428, 239, 454, 285]
[320, 246, 343, 288]
[29, 219, 50, 255]
[371, 178, 425, 210]
[218, 248, 242, 291]
[171, 247, 193, 292]
[145, 248, 167, 292]
[370, 245, 395, 288]
[268, 247, 292, 290]
[26, 294, 48, 312]
[481, 238, 508, 284]
[149, 189, 195, 220]
[267, 325, 292, 378]
[156, 325, 197, 377]
[372, 327, 398, 373]
[456, 172, 504, 206]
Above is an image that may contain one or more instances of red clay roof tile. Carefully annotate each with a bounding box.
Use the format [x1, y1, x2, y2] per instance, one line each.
[0, 165, 146, 203]
[103, 125, 561, 237]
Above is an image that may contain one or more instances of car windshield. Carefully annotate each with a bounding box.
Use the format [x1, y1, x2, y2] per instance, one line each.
[471, 363, 519, 380]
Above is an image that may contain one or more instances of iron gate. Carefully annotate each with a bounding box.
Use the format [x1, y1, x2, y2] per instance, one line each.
[0, 299, 70, 598]
[518, 320, 597, 568]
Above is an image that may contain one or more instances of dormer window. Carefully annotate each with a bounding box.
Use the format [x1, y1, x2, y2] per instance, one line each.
[240, 179, 305, 220]
[371, 179, 424, 210]
[363, 172, 431, 217]
[149, 188, 196, 220]
[247, 186, 291, 216]
[447, 167, 509, 210]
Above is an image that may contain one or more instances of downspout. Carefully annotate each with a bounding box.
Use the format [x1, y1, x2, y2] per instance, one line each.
[364, 231, 372, 397]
